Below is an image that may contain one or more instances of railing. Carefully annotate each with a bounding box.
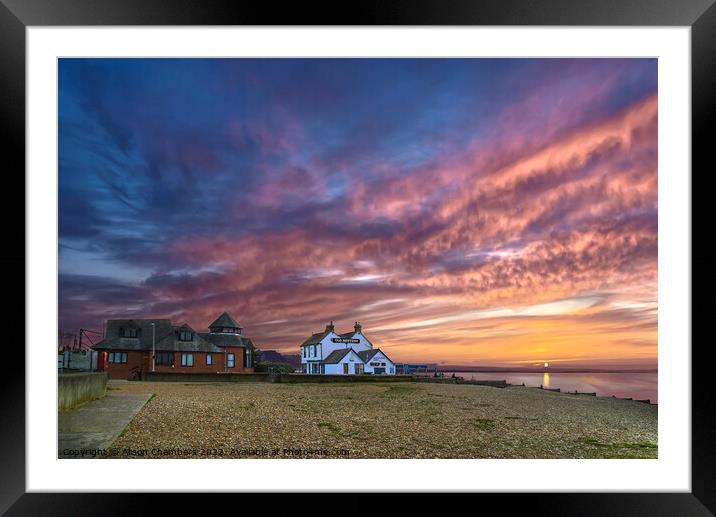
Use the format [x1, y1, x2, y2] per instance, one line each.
[128, 366, 141, 381]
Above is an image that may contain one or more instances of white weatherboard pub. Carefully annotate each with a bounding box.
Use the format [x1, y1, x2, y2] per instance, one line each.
[299, 321, 395, 375]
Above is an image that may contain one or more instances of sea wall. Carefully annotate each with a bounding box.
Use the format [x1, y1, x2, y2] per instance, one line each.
[140, 371, 270, 382]
[273, 373, 412, 383]
[135, 371, 510, 387]
[58, 372, 108, 410]
[139, 371, 411, 383]
[412, 377, 508, 388]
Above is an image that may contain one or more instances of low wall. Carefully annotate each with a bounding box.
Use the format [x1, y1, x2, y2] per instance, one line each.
[134, 372, 505, 387]
[463, 379, 508, 388]
[412, 377, 508, 388]
[58, 372, 107, 410]
[412, 376, 457, 384]
[274, 373, 412, 383]
[140, 371, 270, 382]
[139, 371, 411, 383]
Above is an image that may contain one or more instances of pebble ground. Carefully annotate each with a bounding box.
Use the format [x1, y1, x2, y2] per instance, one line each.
[107, 381, 658, 459]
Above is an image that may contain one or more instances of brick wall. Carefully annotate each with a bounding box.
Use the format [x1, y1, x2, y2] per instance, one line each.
[141, 371, 269, 382]
[103, 348, 254, 379]
[104, 351, 145, 380]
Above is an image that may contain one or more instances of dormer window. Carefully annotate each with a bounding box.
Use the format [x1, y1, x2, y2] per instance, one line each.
[120, 327, 139, 338]
[178, 330, 193, 341]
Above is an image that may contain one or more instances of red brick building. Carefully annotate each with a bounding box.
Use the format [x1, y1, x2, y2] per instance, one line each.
[93, 312, 256, 379]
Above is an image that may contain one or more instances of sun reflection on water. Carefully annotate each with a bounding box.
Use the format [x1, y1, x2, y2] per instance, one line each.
[542, 372, 550, 388]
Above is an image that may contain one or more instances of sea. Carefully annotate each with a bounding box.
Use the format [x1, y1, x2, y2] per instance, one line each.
[443, 371, 658, 403]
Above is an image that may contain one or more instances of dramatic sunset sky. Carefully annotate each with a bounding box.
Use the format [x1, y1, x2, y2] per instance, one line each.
[58, 58, 658, 368]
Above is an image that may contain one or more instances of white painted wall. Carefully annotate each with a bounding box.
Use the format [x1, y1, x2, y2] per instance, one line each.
[316, 332, 345, 358]
[363, 350, 395, 375]
[323, 349, 364, 375]
[300, 331, 336, 367]
[348, 332, 373, 352]
[298, 328, 379, 374]
[319, 331, 373, 357]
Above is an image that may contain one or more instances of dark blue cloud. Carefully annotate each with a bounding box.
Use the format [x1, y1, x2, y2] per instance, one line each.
[58, 58, 658, 344]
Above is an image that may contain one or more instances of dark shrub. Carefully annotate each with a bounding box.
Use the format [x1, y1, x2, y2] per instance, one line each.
[255, 361, 295, 374]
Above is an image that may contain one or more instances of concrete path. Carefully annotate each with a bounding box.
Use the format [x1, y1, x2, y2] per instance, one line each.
[58, 391, 152, 459]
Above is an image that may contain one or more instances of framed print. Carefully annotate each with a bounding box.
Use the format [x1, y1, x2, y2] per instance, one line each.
[2, 0, 713, 514]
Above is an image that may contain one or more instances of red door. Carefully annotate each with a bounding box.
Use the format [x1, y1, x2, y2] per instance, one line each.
[97, 351, 107, 371]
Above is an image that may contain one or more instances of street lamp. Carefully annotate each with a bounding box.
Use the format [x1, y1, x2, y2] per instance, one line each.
[151, 322, 156, 372]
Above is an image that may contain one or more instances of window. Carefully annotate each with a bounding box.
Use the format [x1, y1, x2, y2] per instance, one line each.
[343, 363, 349, 374]
[227, 353, 235, 368]
[206, 353, 212, 366]
[311, 345, 315, 356]
[302, 364, 307, 373]
[244, 349, 251, 368]
[155, 352, 174, 366]
[303, 347, 306, 358]
[178, 330, 193, 341]
[389, 367, 395, 374]
[181, 353, 194, 367]
[108, 352, 127, 364]
[120, 327, 138, 338]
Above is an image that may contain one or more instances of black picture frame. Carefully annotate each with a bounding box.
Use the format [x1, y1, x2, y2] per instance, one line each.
[2, 0, 712, 514]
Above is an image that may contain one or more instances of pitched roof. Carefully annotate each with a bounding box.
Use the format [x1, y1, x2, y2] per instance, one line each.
[356, 348, 393, 364]
[154, 325, 223, 353]
[199, 332, 254, 349]
[300, 331, 331, 347]
[209, 311, 242, 329]
[93, 316, 256, 352]
[93, 319, 223, 352]
[322, 348, 355, 364]
[358, 332, 374, 348]
[92, 319, 171, 351]
[339, 329, 374, 347]
[356, 349, 380, 362]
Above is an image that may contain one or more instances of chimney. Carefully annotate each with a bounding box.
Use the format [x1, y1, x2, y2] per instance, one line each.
[325, 320, 335, 332]
[354, 321, 362, 333]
